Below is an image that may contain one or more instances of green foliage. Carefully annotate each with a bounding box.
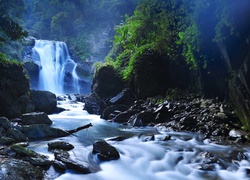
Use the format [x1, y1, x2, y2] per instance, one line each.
[0, 0, 28, 42]
[0, 52, 22, 65]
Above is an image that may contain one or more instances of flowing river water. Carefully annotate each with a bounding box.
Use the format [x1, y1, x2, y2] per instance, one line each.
[29, 99, 250, 180]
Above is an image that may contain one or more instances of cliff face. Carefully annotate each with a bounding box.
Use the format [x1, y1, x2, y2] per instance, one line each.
[0, 61, 30, 118]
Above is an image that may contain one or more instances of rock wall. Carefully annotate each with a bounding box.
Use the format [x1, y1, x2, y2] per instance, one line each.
[0, 61, 30, 118]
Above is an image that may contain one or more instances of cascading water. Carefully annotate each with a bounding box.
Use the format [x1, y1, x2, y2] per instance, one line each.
[28, 99, 250, 180]
[31, 40, 80, 94]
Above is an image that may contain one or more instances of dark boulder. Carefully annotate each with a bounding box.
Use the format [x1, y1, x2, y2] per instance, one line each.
[0, 117, 11, 130]
[92, 65, 125, 99]
[0, 61, 30, 118]
[48, 141, 74, 150]
[21, 112, 52, 125]
[131, 111, 156, 127]
[0, 158, 44, 180]
[20, 124, 69, 140]
[109, 88, 135, 106]
[101, 104, 129, 120]
[30, 89, 57, 114]
[84, 93, 102, 114]
[92, 140, 120, 161]
[6, 128, 27, 142]
[111, 110, 139, 123]
[23, 61, 40, 89]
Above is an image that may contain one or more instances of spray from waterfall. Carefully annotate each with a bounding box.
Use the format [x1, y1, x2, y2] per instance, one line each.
[32, 40, 80, 94]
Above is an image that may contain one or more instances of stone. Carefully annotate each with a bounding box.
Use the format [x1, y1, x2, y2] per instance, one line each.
[83, 93, 102, 114]
[92, 140, 120, 161]
[0, 61, 30, 118]
[91, 65, 125, 99]
[132, 111, 155, 127]
[30, 89, 57, 114]
[0, 137, 15, 145]
[48, 141, 74, 150]
[6, 128, 27, 142]
[111, 110, 138, 123]
[0, 158, 44, 180]
[0, 117, 11, 130]
[101, 105, 129, 120]
[21, 112, 52, 125]
[10, 144, 38, 157]
[20, 124, 69, 139]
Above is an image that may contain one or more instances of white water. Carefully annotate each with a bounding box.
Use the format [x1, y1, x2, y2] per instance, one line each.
[32, 40, 79, 94]
[29, 100, 250, 180]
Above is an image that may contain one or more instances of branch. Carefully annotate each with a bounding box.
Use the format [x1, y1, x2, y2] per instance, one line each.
[66, 123, 93, 134]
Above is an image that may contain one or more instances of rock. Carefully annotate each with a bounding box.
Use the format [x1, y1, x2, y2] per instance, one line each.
[48, 141, 74, 150]
[91, 65, 125, 99]
[0, 61, 30, 118]
[0, 158, 44, 180]
[111, 110, 138, 123]
[54, 149, 90, 174]
[84, 93, 102, 114]
[30, 89, 57, 114]
[109, 88, 135, 105]
[53, 160, 67, 172]
[101, 105, 129, 120]
[6, 128, 27, 142]
[0, 117, 11, 130]
[29, 156, 53, 166]
[92, 140, 120, 161]
[132, 111, 155, 127]
[20, 124, 69, 139]
[23, 61, 40, 89]
[21, 112, 52, 125]
[10, 144, 38, 157]
[0, 137, 15, 145]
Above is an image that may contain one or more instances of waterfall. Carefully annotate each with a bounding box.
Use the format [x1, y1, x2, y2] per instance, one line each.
[32, 40, 80, 94]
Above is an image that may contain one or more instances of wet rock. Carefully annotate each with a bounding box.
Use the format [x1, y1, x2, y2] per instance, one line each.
[84, 93, 102, 114]
[54, 149, 90, 174]
[109, 88, 135, 105]
[0, 117, 11, 130]
[92, 65, 125, 99]
[92, 140, 120, 161]
[101, 104, 129, 120]
[10, 144, 38, 157]
[30, 89, 57, 114]
[0, 157, 44, 180]
[111, 110, 138, 123]
[53, 160, 67, 172]
[20, 124, 69, 139]
[132, 111, 155, 127]
[6, 128, 27, 142]
[0, 61, 30, 119]
[21, 112, 52, 125]
[29, 156, 52, 166]
[48, 141, 74, 150]
[0, 137, 15, 145]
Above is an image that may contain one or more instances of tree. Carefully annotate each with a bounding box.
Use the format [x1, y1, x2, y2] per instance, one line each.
[0, 0, 28, 42]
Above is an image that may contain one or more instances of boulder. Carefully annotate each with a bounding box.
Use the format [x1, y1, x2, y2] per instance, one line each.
[30, 89, 57, 114]
[111, 110, 138, 123]
[48, 141, 74, 150]
[6, 128, 27, 142]
[20, 124, 69, 139]
[91, 65, 125, 99]
[131, 111, 156, 127]
[84, 93, 102, 114]
[21, 112, 52, 125]
[0, 158, 44, 180]
[0, 61, 30, 118]
[0, 117, 11, 130]
[101, 105, 129, 120]
[109, 88, 135, 105]
[23, 61, 40, 89]
[92, 140, 120, 161]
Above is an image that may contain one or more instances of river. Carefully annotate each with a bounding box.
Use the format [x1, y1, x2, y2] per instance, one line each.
[29, 99, 250, 180]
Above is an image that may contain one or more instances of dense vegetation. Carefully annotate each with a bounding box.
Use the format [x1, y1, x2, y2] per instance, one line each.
[101, 0, 250, 130]
[24, 0, 139, 62]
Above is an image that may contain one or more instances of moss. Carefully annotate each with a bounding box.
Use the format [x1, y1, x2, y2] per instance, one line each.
[0, 52, 22, 65]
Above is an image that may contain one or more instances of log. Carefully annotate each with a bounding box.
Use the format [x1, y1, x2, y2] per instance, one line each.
[66, 123, 93, 134]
